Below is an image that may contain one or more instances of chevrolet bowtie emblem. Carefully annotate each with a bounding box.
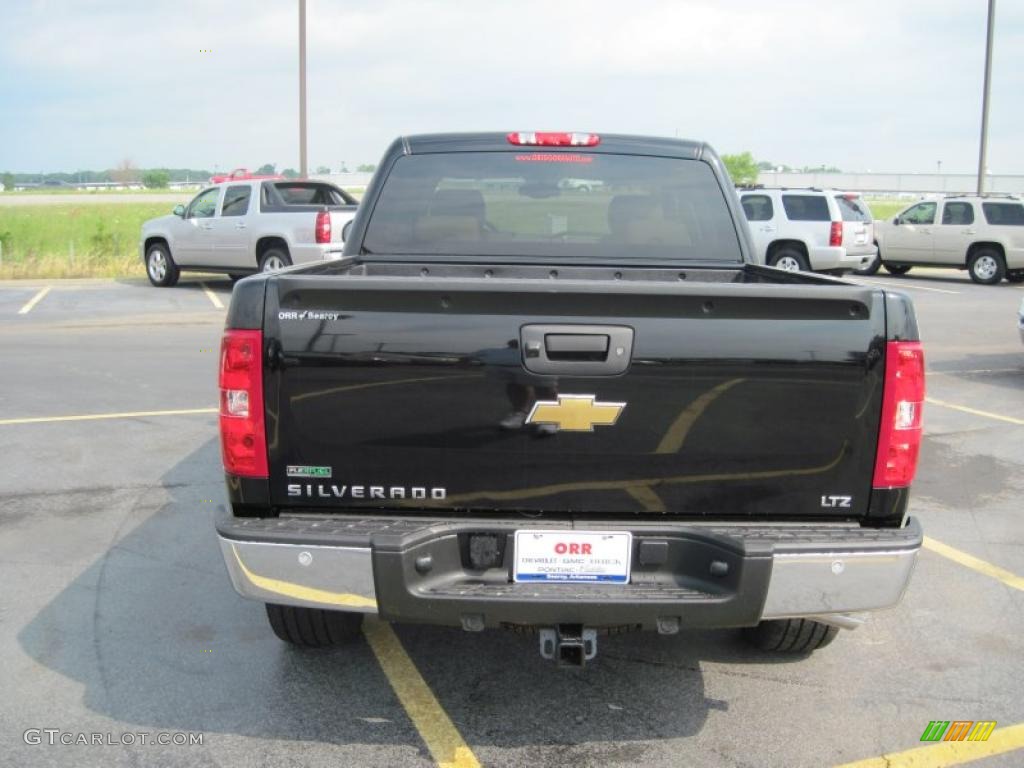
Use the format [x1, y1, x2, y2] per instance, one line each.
[526, 395, 626, 432]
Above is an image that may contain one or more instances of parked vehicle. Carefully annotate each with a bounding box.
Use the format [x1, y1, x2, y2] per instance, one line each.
[215, 132, 924, 665]
[1018, 296, 1024, 344]
[210, 167, 283, 183]
[867, 195, 1024, 284]
[140, 180, 358, 286]
[737, 188, 876, 274]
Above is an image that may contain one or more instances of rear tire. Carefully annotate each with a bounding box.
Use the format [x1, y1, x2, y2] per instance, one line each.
[769, 248, 810, 272]
[265, 604, 363, 647]
[259, 248, 292, 273]
[853, 247, 882, 275]
[967, 248, 1006, 285]
[742, 619, 839, 653]
[883, 263, 911, 275]
[145, 242, 180, 287]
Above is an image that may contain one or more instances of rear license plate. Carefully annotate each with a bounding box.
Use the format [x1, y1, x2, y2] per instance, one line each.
[855, 232, 868, 245]
[514, 530, 632, 583]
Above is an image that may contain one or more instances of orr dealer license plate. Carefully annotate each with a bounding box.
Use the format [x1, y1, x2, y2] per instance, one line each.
[514, 530, 632, 583]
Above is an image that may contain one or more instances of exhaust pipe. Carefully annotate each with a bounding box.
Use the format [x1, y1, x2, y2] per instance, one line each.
[539, 625, 597, 667]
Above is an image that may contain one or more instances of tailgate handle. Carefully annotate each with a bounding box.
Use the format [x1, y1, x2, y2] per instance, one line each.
[545, 334, 609, 361]
[520, 324, 633, 376]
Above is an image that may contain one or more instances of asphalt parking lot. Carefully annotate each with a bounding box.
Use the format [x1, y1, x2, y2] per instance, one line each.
[1, 270, 1022, 768]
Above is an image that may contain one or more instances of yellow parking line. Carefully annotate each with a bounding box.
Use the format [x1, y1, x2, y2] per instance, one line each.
[925, 398, 1024, 426]
[17, 285, 51, 314]
[363, 620, 481, 768]
[200, 282, 225, 309]
[835, 721, 1024, 767]
[0, 407, 217, 426]
[923, 536, 1024, 591]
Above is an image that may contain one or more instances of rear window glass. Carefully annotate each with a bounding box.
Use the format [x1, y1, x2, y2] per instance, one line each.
[272, 183, 355, 205]
[362, 152, 742, 262]
[942, 202, 974, 225]
[982, 202, 1024, 226]
[221, 185, 251, 216]
[741, 194, 773, 221]
[782, 195, 831, 222]
[834, 195, 871, 222]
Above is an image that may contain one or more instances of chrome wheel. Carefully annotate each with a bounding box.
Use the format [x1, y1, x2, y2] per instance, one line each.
[775, 255, 801, 271]
[261, 254, 287, 272]
[148, 250, 167, 281]
[973, 254, 998, 281]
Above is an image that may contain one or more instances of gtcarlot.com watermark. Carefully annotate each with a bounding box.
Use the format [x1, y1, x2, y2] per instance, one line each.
[24, 729, 203, 747]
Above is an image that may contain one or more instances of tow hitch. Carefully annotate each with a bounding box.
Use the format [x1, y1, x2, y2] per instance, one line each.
[539, 625, 598, 667]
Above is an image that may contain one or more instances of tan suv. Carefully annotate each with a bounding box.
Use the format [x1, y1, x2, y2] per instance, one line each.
[866, 195, 1024, 284]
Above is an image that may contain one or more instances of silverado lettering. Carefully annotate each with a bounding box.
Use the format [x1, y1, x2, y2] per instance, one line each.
[286, 484, 446, 500]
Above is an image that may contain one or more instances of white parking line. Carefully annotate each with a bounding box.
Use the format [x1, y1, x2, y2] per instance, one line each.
[17, 286, 51, 314]
[200, 282, 225, 310]
[851, 279, 959, 295]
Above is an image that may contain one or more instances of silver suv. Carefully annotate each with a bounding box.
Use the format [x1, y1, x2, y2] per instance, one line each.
[868, 195, 1024, 284]
[738, 188, 876, 274]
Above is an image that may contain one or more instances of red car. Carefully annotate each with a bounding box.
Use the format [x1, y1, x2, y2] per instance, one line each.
[209, 168, 283, 183]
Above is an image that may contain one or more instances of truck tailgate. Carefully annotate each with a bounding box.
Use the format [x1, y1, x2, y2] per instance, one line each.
[263, 266, 886, 519]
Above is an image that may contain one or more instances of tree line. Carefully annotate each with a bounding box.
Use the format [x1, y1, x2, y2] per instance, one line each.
[2, 162, 380, 191]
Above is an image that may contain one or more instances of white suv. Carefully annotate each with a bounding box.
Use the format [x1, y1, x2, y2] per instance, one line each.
[738, 188, 876, 274]
[868, 196, 1024, 284]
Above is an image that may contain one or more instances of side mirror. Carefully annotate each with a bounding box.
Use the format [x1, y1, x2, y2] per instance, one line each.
[341, 219, 354, 243]
[893, 216, 901, 225]
[173, 204, 186, 217]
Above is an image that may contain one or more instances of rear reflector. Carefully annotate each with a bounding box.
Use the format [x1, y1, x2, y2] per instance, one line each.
[873, 341, 925, 488]
[315, 209, 332, 244]
[829, 221, 843, 247]
[219, 329, 268, 478]
[507, 132, 600, 147]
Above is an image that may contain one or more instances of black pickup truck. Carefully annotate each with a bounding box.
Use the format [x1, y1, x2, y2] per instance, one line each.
[215, 132, 925, 666]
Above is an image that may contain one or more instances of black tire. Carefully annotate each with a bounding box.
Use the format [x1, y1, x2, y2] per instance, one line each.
[259, 247, 292, 273]
[145, 241, 180, 287]
[853, 247, 882, 276]
[967, 248, 1006, 285]
[265, 603, 363, 647]
[768, 247, 810, 272]
[1006, 270, 1024, 284]
[742, 619, 839, 653]
[882, 263, 911, 275]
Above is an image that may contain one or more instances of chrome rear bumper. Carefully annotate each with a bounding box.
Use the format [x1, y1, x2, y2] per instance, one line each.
[218, 515, 921, 627]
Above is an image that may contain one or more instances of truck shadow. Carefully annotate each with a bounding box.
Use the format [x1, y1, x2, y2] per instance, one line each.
[17, 437, 812, 755]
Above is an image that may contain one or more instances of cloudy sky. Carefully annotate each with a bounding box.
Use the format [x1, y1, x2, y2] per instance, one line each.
[1, 0, 1022, 174]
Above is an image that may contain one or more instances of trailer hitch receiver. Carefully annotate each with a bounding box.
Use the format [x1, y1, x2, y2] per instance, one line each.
[539, 625, 597, 667]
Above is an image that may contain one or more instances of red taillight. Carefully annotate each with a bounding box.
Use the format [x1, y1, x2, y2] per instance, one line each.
[219, 329, 268, 478]
[506, 131, 600, 147]
[873, 341, 925, 488]
[315, 209, 332, 244]
[830, 221, 843, 247]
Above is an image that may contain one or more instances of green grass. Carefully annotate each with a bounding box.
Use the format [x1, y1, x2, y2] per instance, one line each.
[864, 199, 911, 221]
[0, 203, 172, 278]
[1, 187, 191, 196]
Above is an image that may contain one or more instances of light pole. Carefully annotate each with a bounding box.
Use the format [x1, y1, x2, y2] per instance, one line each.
[977, 0, 995, 195]
[298, 0, 308, 178]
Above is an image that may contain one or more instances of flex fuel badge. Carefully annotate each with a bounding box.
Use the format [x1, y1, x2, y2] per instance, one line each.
[286, 465, 333, 478]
